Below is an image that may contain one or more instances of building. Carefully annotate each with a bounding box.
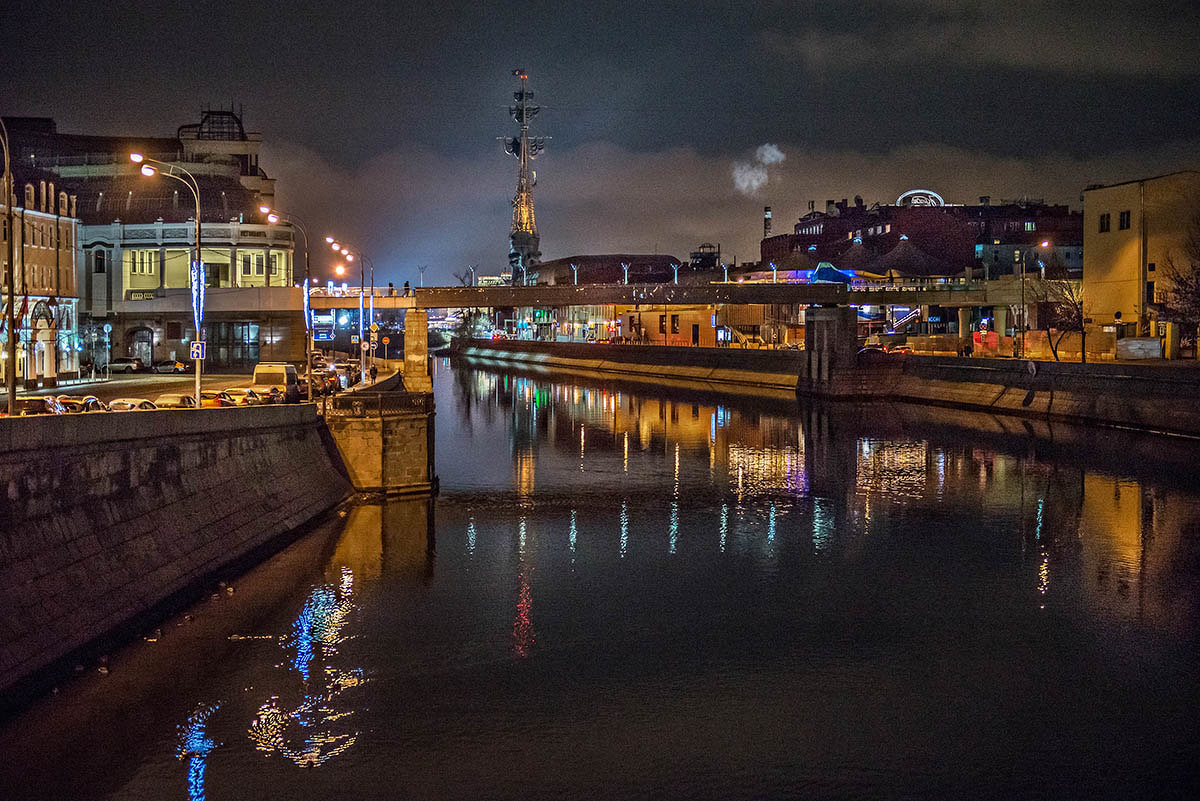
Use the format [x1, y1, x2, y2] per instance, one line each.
[535, 254, 680, 286]
[1, 170, 82, 388]
[1082, 171, 1200, 336]
[762, 192, 1083, 283]
[4, 111, 299, 370]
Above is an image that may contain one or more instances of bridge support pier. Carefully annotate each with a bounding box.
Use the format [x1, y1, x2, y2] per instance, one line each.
[993, 305, 1008, 337]
[801, 306, 858, 391]
[404, 309, 433, 393]
[957, 307, 971, 341]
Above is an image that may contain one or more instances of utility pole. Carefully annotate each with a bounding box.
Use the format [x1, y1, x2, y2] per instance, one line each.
[418, 264, 428, 288]
[1, 119, 15, 414]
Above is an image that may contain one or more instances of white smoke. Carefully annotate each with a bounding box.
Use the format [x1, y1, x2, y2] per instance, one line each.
[732, 143, 786, 195]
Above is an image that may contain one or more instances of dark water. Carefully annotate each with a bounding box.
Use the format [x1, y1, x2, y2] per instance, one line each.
[2, 361, 1199, 800]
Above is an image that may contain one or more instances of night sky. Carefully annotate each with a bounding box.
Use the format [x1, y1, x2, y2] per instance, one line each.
[3, 0, 1198, 285]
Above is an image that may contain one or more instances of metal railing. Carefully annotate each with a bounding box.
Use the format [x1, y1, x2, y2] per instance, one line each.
[324, 391, 433, 418]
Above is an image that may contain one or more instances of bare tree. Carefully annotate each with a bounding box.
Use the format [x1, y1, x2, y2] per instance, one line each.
[1151, 209, 1200, 329]
[1034, 255, 1089, 362]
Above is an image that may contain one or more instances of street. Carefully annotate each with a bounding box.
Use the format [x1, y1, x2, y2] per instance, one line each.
[0, 373, 254, 404]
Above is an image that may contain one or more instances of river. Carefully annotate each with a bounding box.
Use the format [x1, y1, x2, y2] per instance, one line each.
[1, 360, 1198, 800]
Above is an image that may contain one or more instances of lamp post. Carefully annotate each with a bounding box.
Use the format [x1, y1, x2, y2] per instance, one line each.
[327, 236, 373, 385]
[621, 262, 629, 285]
[1019, 239, 1051, 358]
[570, 262, 577, 285]
[132, 153, 203, 408]
[721, 263, 728, 283]
[2, 118, 16, 415]
[468, 264, 476, 286]
[770, 261, 778, 284]
[671, 263, 679, 285]
[260, 205, 315, 402]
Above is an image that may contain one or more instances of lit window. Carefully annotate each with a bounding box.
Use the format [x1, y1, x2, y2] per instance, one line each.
[255, 254, 264, 275]
[1024, 221, 1036, 231]
[242, 254, 252, 275]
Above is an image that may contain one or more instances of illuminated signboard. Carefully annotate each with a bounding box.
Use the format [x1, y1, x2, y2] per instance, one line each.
[312, 311, 335, 341]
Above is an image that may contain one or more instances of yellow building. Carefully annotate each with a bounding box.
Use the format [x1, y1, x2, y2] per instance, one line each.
[1082, 170, 1200, 334]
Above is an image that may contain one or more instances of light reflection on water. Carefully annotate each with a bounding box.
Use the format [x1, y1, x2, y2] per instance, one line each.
[2, 363, 1199, 800]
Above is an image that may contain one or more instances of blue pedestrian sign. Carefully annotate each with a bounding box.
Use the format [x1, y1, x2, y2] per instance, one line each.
[190, 341, 206, 360]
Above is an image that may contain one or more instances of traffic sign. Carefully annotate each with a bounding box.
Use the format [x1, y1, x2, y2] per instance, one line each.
[103, 323, 113, 334]
[381, 336, 390, 345]
[370, 342, 378, 352]
[351, 335, 360, 344]
[190, 341, 206, 360]
[369, 322, 379, 333]
[360, 341, 369, 352]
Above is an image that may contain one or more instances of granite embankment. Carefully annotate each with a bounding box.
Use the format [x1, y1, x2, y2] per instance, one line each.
[458, 340, 1200, 437]
[0, 405, 351, 704]
[456, 340, 805, 398]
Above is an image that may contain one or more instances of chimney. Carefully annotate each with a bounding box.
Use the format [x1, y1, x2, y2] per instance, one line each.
[979, 195, 990, 206]
[854, 194, 864, 211]
[763, 206, 773, 238]
[808, 200, 815, 212]
[826, 200, 837, 216]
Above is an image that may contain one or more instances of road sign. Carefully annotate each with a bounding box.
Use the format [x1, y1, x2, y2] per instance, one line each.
[370, 342, 378, 352]
[369, 322, 379, 333]
[360, 341, 369, 352]
[103, 323, 113, 334]
[190, 341, 206, 360]
[351, 335, 360, 344]
[381, 336, 390, 345]
[370, 332, 378, 342]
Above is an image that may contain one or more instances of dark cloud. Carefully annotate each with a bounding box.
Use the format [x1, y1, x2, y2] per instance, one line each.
[4, 0, 1199, 285]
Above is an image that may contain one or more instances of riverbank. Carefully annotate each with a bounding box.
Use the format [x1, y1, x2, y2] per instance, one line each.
[455, 339, 1200, 438]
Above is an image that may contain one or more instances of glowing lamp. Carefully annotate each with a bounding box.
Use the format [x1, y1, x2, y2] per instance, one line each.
[266, 213, 279, 224]
[140, 164, 156, 177]
[129, 153, 144, 163]
[325, 236, 335, 244]
[259, 205, 271, 214]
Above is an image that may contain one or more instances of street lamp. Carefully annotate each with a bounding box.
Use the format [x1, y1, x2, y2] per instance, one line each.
[132, 152, 204, 408]
[721, 263, 728, 283]
[671, 263, 679, 285]
[621, 262, 629, 285]
[326, 236, 374, 385]
[570, 263, 578, 285]
[770, 261, 778, 284]
[1, 118, 17, 415]
[1019, 239, 1051, 358]
[260, 205, 315, 402]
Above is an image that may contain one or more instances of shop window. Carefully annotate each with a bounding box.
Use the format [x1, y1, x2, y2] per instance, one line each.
[670, 314, 680, 334]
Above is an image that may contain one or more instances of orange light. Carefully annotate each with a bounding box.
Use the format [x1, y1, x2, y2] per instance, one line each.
[335, 264, 346, 277]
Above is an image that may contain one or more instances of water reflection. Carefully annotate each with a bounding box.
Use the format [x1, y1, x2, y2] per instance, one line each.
[449, 365, 1200, 633]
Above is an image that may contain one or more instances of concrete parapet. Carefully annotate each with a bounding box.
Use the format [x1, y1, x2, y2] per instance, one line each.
[323, 392, 436, 496]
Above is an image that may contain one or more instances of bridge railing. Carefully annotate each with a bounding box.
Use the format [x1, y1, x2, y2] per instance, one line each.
[324, 392, 433, 419]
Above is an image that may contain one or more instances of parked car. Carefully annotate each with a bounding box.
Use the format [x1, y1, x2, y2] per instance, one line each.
[199, 391, 237, 408]
[109, 398, 158, 411]
[153, 359, 187, 374]
[250, 362, 300, 403]
[154, 393, 198, 409]
[223, 387, 266, 406]
[57, 395, 108, 413]
[106, 357, 146, 374]
[1, 397, 66, 416]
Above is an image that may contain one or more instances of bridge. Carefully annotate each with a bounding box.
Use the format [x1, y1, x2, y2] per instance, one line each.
[308, 280, 1031, 311]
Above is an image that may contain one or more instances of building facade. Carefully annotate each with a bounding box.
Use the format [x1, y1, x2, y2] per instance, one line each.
[1082, 171, 1200, 334]
[1, 175, 81, 388]
[5, 111, 299, 370]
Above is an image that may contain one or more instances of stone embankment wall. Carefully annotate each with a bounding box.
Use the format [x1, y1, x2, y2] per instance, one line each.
[457, 340, 805, 394]
[0, 406, 350, 701]
[801, 353, 1200, 437]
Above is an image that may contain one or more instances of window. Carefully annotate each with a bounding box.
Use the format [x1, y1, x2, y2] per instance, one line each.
[166, 322, 182, 339]
[242, 254, 252, 275]
[1119, 210, 1131, 230]
[1149, 262, 1156, 273]
[1146, 281, 1155, 304]
[1099, 213, 1111, 233]
[1024, 221, 1036, 231]
[93, 250, 106, 274]
[670, 314, 680, 334]
[270, 253, 280, 275]
[659, 314, 666, 333]
[254, 254, 265, 275]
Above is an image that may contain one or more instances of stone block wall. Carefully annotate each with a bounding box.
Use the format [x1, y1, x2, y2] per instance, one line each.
[0, 406, 350, 699]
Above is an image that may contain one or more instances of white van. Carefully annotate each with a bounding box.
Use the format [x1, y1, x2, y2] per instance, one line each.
[251, 362, 300, 403]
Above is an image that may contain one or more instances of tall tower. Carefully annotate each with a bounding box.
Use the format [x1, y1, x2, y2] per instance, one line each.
[502, 69, 547, 286]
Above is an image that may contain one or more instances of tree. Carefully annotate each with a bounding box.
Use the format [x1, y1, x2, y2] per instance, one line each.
[1034, 255, 1090, 363]
[1151, 209, 1200, 328]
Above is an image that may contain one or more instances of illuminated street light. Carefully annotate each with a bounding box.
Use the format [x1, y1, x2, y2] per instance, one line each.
[621, 262, 629, 285]
[770, 261, 778, 284]
[335, 264, 346, 277]
[722, 263, 728, 282]
[330, 241, 341, 251]
[570, 262, 578, 285]
[671, 263, 679, 285]
[260, 204, 316, 401]
[325, 236, 335, 244]
[132, 152, 204, 408]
